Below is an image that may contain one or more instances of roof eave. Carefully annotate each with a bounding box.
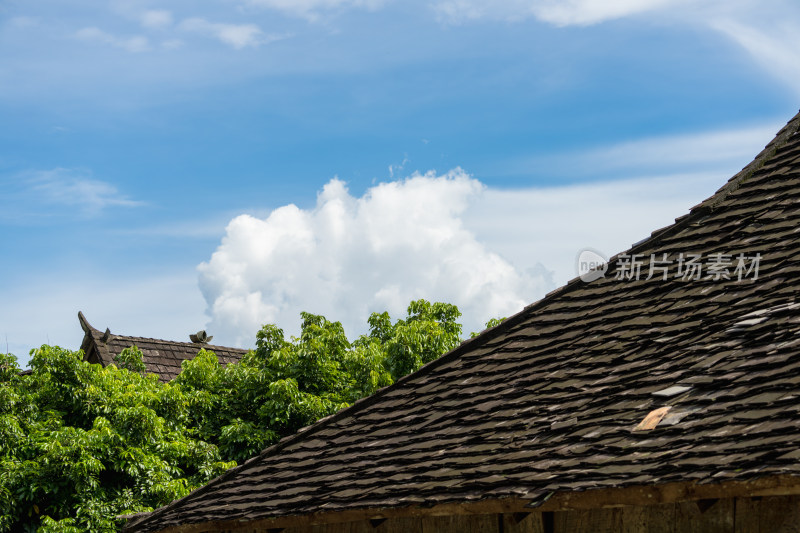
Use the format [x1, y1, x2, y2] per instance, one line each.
[123, 474, 800, 532]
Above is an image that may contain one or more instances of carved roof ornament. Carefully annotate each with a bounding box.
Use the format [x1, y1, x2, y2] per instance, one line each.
[189, 330, 213, 344]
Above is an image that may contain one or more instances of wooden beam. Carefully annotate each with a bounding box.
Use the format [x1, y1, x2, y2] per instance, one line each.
[536, 474, 800, 512]
[140, 475, 800, 533]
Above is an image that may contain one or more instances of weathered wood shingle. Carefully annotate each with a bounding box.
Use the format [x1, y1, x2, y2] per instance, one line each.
[78, 312, 248, 382]
[125, 110, 800, 532]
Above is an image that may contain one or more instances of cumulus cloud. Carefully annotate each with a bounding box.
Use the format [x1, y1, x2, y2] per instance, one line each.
[198, 171, 550, 346]
[179, 18, 275, 49]
[75, 26, 150, 52]
[198, 117, 772, 347]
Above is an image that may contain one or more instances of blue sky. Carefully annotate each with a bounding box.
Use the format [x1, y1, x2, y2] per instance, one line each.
[2, 0, 799, 366]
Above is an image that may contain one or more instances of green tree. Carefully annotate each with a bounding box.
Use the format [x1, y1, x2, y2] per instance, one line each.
[0, 347, 233, 532]
[366, 300, 462, 380]
[174, 299, 463, 463]
[0, 299, 465, 531]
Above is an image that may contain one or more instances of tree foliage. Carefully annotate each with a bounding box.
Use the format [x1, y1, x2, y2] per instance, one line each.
[0, 299, 464, 531]
[0, 347, 233, 532]
[174, 300, 463, 463]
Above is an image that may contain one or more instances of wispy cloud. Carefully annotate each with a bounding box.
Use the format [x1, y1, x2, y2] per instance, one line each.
[711, 18, 800, 96]
[141, 10, 173, 30]
[510, 123, 781, 179]
[465, 171, 726, 289]
[243, 0, 385, 20]
[1, 168, 144, 220]
[590, 124, 778, 171]
[75, 26, 150, 53]
[528, 0, 682, 26]
[432, 0, 682, 25]
[111, 213, 241, 240]
[77, 13, 278, 53]
[178, 17, 280, 49]
[429, 0, 800, 96]
[8, 16, 40, 29]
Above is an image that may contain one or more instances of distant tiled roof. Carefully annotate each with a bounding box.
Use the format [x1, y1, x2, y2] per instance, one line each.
[125, 110, 800, 532]
[78, 312, 248, 382]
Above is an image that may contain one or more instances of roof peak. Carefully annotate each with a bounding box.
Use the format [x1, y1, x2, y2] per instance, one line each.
[78, 312, 232, 349]
[77, 310, 98, 335]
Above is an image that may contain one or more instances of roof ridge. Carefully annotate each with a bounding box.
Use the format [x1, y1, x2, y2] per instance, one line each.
[125, 110, 800, 531]
[78, 312, 249, 352]
[694, 109, 800, 213]
[528, 109, 800, 308]
[107, 333, 250, 352]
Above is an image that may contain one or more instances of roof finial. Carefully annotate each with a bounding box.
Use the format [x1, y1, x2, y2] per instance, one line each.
[190, 330, 213, 344]
[78, 311, 97, 334]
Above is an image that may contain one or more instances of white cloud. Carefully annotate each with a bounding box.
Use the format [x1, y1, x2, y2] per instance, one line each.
[512, 123, 780, 178]
[3, 166, 758, 367]
[179, 18, 273, 49]
[198, 117, 776, 347]
[75, 26, 150, 52]
[141, 10, 173, 29]
[430, 0, 800, 96]
[433, 0, 682, 25]
[479, 122, 780, 286]
[75, 26, 150, 53]
[197, 169, 731, 348]
[111, 212, 240, 239]
[2, 168, 143, 219]
[465, 172, 725, 289]
[585, 124, 777, 170]
[711, 18, 800, 96]
[388, 155, 409, 178]
[530, 0, 681, 26]
[198, 171, 550, 346]
[5, 120, 772, 364]
[244, 0, 385, 20]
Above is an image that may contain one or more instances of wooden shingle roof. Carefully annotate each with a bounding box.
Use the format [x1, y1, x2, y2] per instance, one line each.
[78, 312, 248, 382]
[125, 110, 800, 532]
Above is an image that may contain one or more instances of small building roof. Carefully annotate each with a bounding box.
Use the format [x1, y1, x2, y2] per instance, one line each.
[125, 110, 800, 532]
[78, 312, 248, 382]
